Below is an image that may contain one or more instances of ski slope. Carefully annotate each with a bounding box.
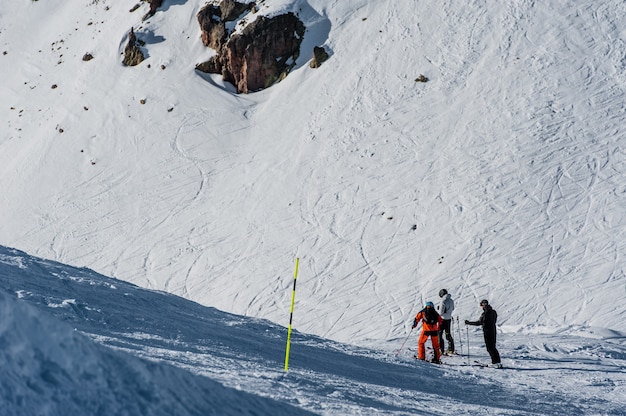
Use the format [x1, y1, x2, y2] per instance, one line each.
[1, 246, 625, 415]
[1, 0, 626, 412]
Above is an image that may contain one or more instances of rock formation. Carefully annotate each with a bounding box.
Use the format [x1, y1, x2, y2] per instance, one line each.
[310, 46, 329, 68]
[197, 4, 228, 50]
[122, 27, 144, 67]
[196, 1, 305, 94]
[143, 0, 163, 21]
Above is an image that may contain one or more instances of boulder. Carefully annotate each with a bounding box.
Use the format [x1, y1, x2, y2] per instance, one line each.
[122, 27, 144, 67]
[310, 46, 329, 68]
[196, 1, 305, 93]
[222, 13, 305, 93]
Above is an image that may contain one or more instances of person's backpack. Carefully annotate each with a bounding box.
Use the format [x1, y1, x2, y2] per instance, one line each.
[422, 307, 439, 325]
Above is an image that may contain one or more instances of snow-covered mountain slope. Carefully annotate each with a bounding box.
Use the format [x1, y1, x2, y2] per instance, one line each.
[0, 293, 309, 416]
[2, 246, 625, 415]
[1, 0, 625, 348]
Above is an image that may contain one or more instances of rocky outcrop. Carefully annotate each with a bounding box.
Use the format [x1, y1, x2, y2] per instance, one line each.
[223, 14, 305, 93]
[310, 46, 329, 68]
[196, 1, 305, 94]
[197, 5, 226, 50]
[197, 1, 254, 50]
[221, 0, 252, 22]
[122, 27, 144, 66]
[143, 0, 163, 21]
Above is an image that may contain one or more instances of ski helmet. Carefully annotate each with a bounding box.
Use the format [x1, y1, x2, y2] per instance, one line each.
[425, 301, 434, 308]
[439, 289, 448, 298]
[480, 299, 489, 306]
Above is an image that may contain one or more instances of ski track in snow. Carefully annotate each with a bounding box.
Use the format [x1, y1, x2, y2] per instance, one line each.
[1, 0, 626, 413]
[1, 247, 625, 415]
[4, 0, 625, 339]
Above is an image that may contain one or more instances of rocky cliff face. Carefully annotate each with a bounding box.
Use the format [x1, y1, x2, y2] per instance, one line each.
[223, 13, 305, 93]
[197, 0, 260, 50]
[196, 1, 305, 94]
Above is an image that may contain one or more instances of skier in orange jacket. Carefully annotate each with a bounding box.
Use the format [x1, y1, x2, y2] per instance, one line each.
[412, 301, 444, 363]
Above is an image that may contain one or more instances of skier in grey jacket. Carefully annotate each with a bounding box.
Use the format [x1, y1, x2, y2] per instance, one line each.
[437, 289, 455, 354]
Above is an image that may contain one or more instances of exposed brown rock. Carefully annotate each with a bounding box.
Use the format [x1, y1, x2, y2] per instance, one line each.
[220, 0, 252, 21]
[195, 56, 222, 74]
[309, 46, 329, 68]
[196, 0, 254, 50]
[197, 5, 227, 50]
[196, 2, 305, 93]
[122, 27, 144, 67]
[223, 13, 305, 93]
[143, 0, 163, 21]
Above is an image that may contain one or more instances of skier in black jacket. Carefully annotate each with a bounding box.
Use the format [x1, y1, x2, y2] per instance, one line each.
[465, 299, 502, 368]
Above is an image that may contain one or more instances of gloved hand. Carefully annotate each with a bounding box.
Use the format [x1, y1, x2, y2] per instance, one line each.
[411, 319, 418, 329]
[464, 320, 470, 325]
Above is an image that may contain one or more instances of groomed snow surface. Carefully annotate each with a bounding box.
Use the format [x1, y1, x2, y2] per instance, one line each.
[1, 0, 625, 414]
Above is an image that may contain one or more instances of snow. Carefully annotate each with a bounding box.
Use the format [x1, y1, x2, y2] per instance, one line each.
[0, 0, 625, 414]
[2, 246, 625, 415]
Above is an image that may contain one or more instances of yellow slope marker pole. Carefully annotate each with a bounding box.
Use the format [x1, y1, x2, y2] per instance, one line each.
[284, 257, 300, 372]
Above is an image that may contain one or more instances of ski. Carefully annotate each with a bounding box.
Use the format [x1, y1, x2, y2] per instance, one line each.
[411, 354, 442, 365]
[473, 360, 504, 369]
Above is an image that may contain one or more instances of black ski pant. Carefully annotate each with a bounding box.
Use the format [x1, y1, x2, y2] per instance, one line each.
[438, 319, 455, 353]
[483, 330, 501, 364]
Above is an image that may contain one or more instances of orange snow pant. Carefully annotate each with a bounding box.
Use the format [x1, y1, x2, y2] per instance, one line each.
[418, 331, 440, 361]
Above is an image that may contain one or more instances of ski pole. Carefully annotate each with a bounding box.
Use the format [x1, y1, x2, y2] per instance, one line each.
[446, 317, 451, 356]
[456, 316, 463, 355]
[396, 327, 414, 356]
[466, 324, 470, 365]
